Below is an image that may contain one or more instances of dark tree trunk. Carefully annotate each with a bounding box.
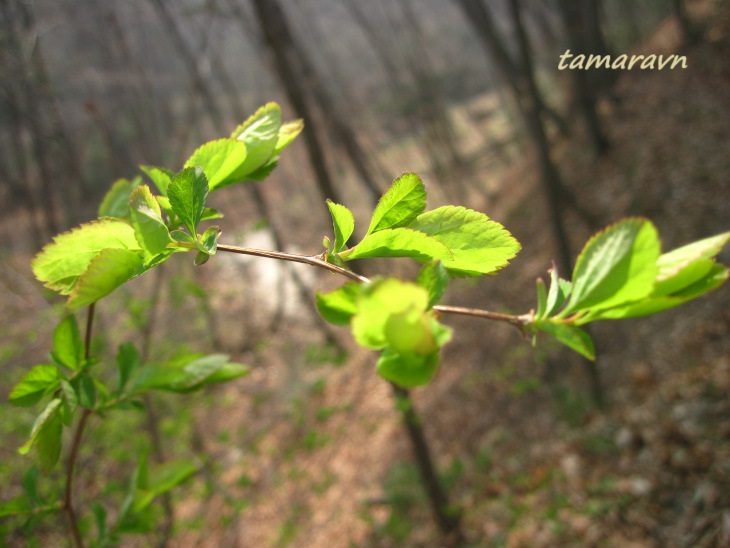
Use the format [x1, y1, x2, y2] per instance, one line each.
[558, 0, 610, 158]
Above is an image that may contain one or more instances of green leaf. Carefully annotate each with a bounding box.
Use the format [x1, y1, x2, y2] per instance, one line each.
[35, 411, 63, 472]
[184, 139, 248, 191]
[168, 166, 209, 236]
[409, 206, 521, 276]
[201, 207, 224, 222]
[417, 261, 450, 309]
[536, 321, 595, 360]
[376, 349, 441, 388]
[351, 280, 430, 350]
[32, 218, 141, 295]
[129, 185, 171, 260]
[51, 315, 84, 370]
[140, 165, 173, 196]
[67, 248, 144, 310]
[133, 354, 248, 393]
[72, 373, 97, 408]
[327, 200, 355, 252]
[0, 496, 32, 517]
[170, 230, 197, 245]
[98, 177, 140, 218]
[59, 379, 78, 427]
[340, 228, 453, 263]
[92, 503, 108, 544]
[9, 365, 59, 407]
[654, 231, 730, 295]
[133, 460, 197, 513]
[273, 119, 304, 156]
[563, 219, 660, 315]
[198, 226, 222, 256]
[545, 265, 572, 317]
[316, 283, 360, 326]
[367, 173, 427, 235]
[18, 398, 62, 456]
[117, 343, 141, 394]
[229, 102, 282, 179]
[588, 263, 729, 320]
[244, 159, 279, 182]
[535, 278, 548, 320]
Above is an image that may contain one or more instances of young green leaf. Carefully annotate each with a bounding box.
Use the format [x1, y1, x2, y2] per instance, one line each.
[351, 280, 430, 350]
[170, 230, 197, 245]
[140, 165, 173, 196]
[273, 119, 304, 156]
[98, 177, 140, 218]
[535, 278, 548, 320]
[417, 261, 450, 309]
[201, 207, 224, 222]
[545, 266, 572, 317]
[167, 166, 209, 236]
[18, 398, 62, 456]
[117, 343, 141, 394]
[376, 349, 441, 388]
[129, 185, 171, 260]
[316, 282, 360, 326]
[367, 173, 427, 235]
[562, 219, 660, 315]
[340, 228, 453, 262]
[67, 248, 144, 310]
[653, 231, 730, 296]
[184, 139, 248, 191]
[535, 321, 596, 360]
[72, 373, 96, 408]
[408, 206, 521, 276]
[51, 315, 84, 370]
[198, 226, 222, 256]
[32, 218, 141, 295]
[133, 354, 249, 393]
[9, 365, 59, 407]
[35, 410, 63, 472]
[586, 263, 729, 320]
[243, 159, 279, 182]
[229, 102, 282, 178]
[59, 379, 78, 427]
[132, 460, 198, 513]
[326, 200, 355, 252]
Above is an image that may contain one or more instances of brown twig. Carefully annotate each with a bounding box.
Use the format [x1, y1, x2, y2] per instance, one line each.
[216, 243, 529, 326]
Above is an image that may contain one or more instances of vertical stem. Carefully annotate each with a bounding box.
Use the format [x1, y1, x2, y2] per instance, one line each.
[390, 383, 464, 545]
[64, 303, 96, 548]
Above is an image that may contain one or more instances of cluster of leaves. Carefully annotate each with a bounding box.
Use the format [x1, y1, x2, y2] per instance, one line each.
[318, 172, 521, 386]
[530, 221, 730, 359]
[2, 103, 301, 537]
[4, 315, 247, 528]
[31, 103, 302, 310]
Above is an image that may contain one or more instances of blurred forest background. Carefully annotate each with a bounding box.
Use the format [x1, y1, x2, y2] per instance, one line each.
[1, 0, 729, 546]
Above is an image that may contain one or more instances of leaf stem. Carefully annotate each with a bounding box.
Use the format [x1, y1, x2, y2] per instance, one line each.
[64, 303, 96, 548]
[216, 242, 529, 326]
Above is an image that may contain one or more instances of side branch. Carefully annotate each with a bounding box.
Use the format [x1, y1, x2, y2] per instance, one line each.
[216, 243, 529, 326]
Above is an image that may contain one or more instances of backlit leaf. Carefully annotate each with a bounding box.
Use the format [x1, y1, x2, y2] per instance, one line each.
[51, 315, 83, 370]
[18, 398, 62, 456]
[35, 411, 63, 472]
[417, 261, 449, 309]
[327, 200, 355, 252]
[184, 139, 248, 191]
[536, 321, 595, 360]
[340, 228, 452, 262]
[32, 218, 141, 295]
[140, 165, 173, 196]
[316, 283, 360, 326]
[9, 365, 59, 408]
[367, 173, 426, 235]
[562, 219, 660, 315]
[129, 185, 171, 260]
[98, 177, 140, 218]
[67, 248, 144, 310]
[168, 167, 208, 236]
[230, 102, 281, 178]
[409, 206, 521, 276]
[376, 349, 441, 388]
